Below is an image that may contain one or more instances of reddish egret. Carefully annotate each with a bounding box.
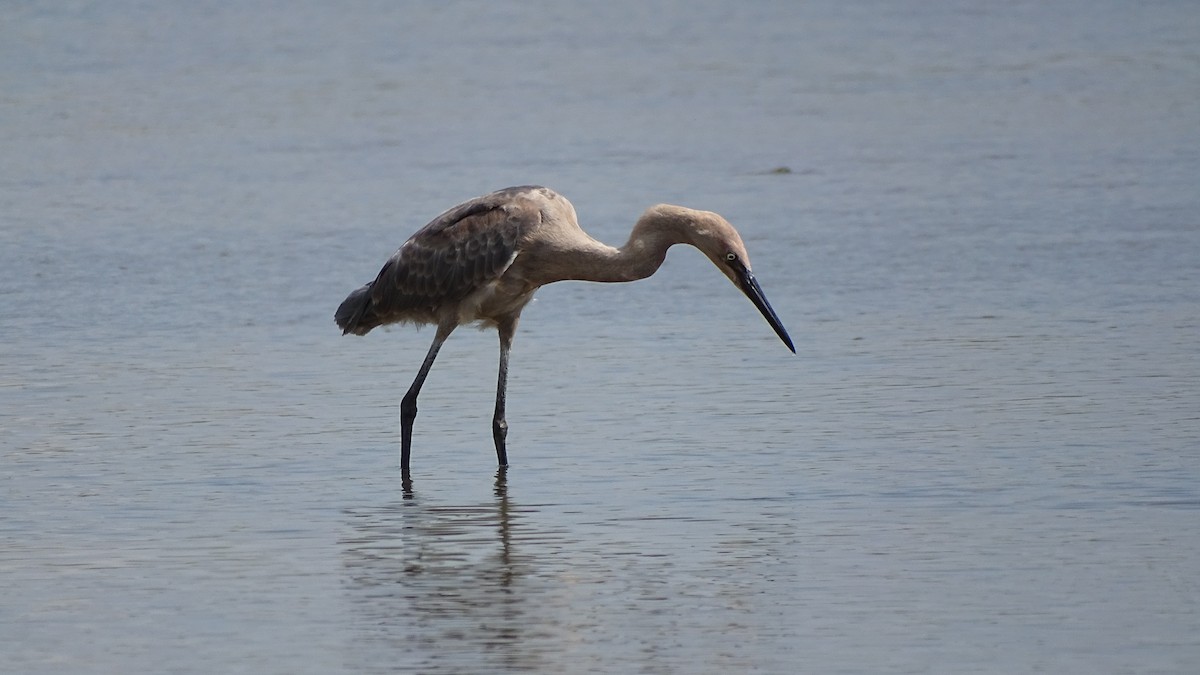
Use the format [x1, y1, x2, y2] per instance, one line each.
[336, 185, 794, 471]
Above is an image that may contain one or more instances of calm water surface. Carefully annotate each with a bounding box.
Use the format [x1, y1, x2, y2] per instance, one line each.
[3, 1, 1199, 673]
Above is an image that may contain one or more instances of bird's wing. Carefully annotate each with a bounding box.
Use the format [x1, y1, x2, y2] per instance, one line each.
[371, 192, 535, 304]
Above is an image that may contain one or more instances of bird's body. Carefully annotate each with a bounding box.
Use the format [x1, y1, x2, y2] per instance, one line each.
[336, 185, 794, 472]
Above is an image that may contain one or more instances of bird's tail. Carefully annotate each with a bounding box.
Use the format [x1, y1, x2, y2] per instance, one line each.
[335, 282, 378, 336]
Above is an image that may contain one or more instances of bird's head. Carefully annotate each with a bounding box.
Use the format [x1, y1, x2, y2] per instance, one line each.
[651, 206, 796, 354]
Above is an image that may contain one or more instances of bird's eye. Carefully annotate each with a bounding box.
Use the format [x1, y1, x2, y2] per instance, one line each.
[725, 252, 737, 262]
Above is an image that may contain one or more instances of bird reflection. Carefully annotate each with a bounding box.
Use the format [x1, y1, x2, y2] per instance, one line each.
[340, 467, 548, 671]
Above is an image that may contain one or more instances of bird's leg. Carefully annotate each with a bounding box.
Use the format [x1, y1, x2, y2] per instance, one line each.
[492, 318, 517, 467]
[400, 324, 454, 472]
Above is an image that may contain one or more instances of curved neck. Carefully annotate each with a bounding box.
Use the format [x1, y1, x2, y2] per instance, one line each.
[524, 206, 716, 287]
[570, 211, 694, 284]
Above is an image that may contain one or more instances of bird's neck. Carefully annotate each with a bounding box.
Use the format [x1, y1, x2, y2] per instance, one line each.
[524, 206, 712, 287]
[570, 211, 695, 284]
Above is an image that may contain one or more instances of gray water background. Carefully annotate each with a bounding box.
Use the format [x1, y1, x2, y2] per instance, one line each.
[3, 1, 1199, 672]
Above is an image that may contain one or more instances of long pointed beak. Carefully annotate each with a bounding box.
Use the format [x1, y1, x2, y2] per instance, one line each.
[737, 267, 796, 353]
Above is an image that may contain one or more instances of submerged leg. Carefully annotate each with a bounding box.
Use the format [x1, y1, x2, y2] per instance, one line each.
[492, 318, 517, 467]
[401, 323, 454, 472]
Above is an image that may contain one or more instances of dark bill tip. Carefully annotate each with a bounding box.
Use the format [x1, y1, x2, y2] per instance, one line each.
[738, 269, 796, 353]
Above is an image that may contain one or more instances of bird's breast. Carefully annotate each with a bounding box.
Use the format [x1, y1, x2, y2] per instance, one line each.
[455, 274, 538, 328]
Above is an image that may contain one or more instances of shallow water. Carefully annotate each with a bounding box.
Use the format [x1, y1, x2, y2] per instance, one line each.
[3, 1, 1199, 672]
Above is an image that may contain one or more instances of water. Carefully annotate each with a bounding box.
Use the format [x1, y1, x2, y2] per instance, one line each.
[3, 1, 1199, 672]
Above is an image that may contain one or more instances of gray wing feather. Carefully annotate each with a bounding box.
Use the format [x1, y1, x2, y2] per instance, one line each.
[369, 190, 536, 312]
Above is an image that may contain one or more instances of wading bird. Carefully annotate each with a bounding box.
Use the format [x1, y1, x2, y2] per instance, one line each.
[336, 186, 794, 471]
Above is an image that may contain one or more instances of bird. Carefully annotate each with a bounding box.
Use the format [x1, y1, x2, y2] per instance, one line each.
[335, 185, 795, 472]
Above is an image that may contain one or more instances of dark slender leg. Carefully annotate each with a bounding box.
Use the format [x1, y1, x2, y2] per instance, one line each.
[492, 319, 517, 466]
[401, 324, 453, 471]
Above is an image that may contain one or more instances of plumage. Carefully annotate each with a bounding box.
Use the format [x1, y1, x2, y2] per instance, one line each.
[337, 187, 537, 334]
[336, 185, 794, 473]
